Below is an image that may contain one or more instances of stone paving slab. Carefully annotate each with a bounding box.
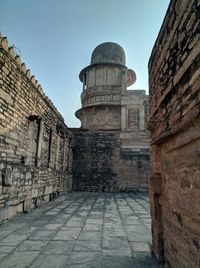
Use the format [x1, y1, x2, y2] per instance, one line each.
[0, 192, 162, 268]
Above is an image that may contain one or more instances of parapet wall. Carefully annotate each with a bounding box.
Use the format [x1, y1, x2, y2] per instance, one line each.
[0, 35, 73, 222]
[148, 0, 200, 267]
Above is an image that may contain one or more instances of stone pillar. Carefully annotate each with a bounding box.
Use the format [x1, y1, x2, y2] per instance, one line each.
[139, 107, 145, 130]
[104, 67, 107, 86]
[36, 120, 44, 167]
[91, 107, 95, 127]
[55, 135, 60, 170]
[47, 130, 52, 167]
[121, 106, 126, 130]
[62, 138, 68, 171]
[121, 69, 127, 92]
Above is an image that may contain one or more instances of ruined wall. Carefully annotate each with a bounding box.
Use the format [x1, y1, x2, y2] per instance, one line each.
[71, 129, 149, 192]
[0, 35, 73, 222]
[148, 0, 200, 267]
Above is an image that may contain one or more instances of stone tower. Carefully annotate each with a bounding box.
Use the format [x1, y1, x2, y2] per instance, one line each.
[75, 42, 137, 130]
[72, 42, 150, 192]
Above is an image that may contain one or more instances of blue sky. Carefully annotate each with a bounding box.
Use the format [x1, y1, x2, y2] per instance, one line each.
[0, 0, 170, 127]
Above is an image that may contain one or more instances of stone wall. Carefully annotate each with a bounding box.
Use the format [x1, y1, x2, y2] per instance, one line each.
[148, 0, 200, 267]
[71, 129, 149, 192]
[0, 35, 73, 222]
[76, 105, 121, 130]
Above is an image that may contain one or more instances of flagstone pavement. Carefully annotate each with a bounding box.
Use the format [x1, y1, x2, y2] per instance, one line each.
[0, 192, 163, 268]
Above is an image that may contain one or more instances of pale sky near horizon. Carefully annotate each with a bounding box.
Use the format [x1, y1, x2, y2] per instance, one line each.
[0, 0, 170, 127]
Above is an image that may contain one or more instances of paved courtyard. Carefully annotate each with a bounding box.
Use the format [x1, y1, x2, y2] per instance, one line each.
[0, 192, 161, 268]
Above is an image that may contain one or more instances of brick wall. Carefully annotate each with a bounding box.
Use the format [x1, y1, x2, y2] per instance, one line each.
[0, 35, 73, 222]
[148, 0, 200, 267]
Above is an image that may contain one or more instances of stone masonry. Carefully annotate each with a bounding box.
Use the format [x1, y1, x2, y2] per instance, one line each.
[148, 0, 200, 267]
[0, 35, 73, 222]
[0, 192, 160, 268]
[71, 42, 150, 192]
[0, 37, 150, 223]
[72, 129, 149, 192]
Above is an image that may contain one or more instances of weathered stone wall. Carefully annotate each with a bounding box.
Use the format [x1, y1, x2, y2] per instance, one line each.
[76, 105, 121, 130]
[71, 129, 149, 192]
[75, 43, 150, 190]
[0, 35, 73, 222]
[71, 130, 120, 192]
[148, 0, 200, 267]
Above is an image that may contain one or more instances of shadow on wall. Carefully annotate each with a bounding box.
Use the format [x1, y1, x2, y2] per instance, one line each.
[0, 35, 73, 223]
[71, 129, 150, 192]
[0, 110, 73, 223]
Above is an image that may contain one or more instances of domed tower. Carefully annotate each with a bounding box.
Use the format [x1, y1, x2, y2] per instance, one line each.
[72, 42, 149, 192]
[75, 42, 136, 130]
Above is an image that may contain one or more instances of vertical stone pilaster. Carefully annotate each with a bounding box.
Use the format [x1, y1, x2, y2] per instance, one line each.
[82, 74, 85, 91]
[63, 138, 69, 171]
[121, 69, 127, 92]
[139, 107, 145, 130]
[36, 120, 44, 167]
[93, 107, 95, 126]
[121, 106, 126, 130]
[105, 107, 108, 125]
[62, 138, 66, 171]
[55, 134, 60, 170]
[104, 66, 107, 86]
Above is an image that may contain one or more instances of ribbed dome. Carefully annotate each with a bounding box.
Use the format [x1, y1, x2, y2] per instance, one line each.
[91, 42, 126, 66]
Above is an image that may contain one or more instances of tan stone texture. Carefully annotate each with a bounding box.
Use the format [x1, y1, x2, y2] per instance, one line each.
[0, 36, 73, 222]
[148, 0, 200, 267]
[74, 43, 150, 192]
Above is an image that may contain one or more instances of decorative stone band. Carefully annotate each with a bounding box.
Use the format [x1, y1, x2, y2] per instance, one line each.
[81, 90, 121, 108]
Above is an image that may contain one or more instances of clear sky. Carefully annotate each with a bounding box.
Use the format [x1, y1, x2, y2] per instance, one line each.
[0, 0, 170, 127]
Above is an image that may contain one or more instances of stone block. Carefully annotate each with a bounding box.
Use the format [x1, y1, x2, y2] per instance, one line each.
[1, 37, 8, 51]
[148, 0, 200, 266]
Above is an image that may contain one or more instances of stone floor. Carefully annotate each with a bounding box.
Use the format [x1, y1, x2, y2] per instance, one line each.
[0, 192, 162, 268]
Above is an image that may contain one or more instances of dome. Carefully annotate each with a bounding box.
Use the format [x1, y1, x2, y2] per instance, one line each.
[91, 42, 126, 66]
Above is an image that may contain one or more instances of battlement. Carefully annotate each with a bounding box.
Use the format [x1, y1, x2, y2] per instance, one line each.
[0, 34, 64, 122]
